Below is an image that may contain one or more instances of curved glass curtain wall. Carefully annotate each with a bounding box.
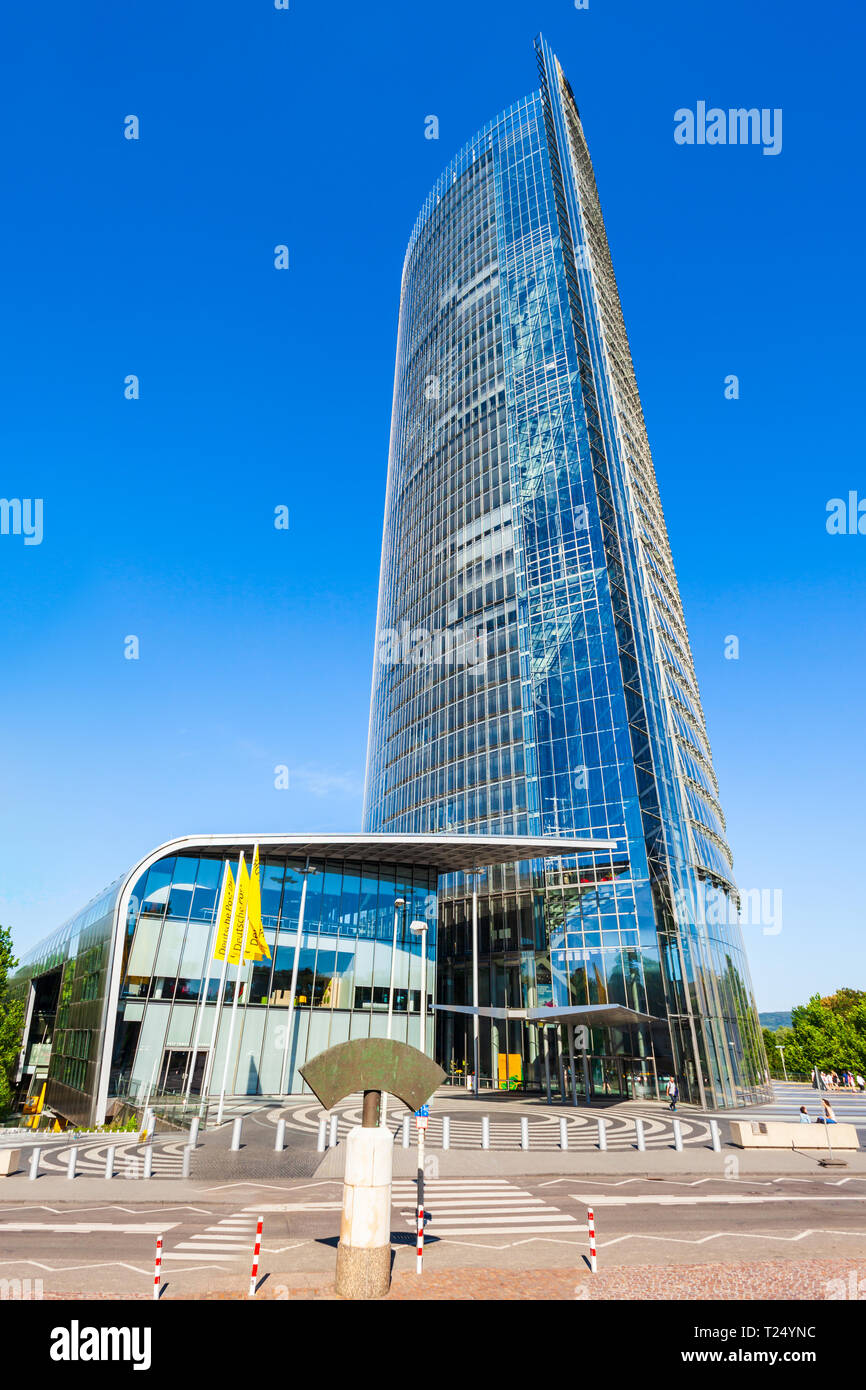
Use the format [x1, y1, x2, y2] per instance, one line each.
[10, 879, 126, 1127]
[364, 37, 769, 1106]
[110, 853, 437, 1102]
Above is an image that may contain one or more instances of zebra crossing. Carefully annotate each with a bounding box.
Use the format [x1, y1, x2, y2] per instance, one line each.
[391, 1178, 583, 1236]
[162, 1212, 261, 1262]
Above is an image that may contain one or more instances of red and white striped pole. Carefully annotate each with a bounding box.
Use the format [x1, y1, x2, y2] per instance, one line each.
[587, 1207, 597, 1274]
[416, 1204, 424, 1274]
[153, 1235, 163, 1300]
[248, 1215, 263, 1297]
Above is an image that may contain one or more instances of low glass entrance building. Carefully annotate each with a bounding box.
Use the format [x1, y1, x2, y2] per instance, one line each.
[11, 831, 613, 1126]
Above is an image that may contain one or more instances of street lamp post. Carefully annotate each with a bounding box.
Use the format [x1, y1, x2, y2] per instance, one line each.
[381, 897, 405, 1125]
[408, 920, 429, 1055]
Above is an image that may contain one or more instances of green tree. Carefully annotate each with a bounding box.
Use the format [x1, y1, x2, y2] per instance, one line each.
[0, 924, 25, 1117]
[773, 991, 866, 1076]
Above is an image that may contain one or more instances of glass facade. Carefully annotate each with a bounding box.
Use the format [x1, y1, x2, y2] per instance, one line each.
[112, 853, 436, 1102]
[364, 36, 769, 1106]
[9, 881, 125, 1127]
[12, 845, 438, 1124]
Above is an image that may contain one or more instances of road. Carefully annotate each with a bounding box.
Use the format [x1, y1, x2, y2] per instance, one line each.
[1, 1173, 864, 1296]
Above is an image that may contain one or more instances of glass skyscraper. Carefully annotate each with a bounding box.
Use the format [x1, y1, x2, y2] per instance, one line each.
[364, 36, 769, 1107]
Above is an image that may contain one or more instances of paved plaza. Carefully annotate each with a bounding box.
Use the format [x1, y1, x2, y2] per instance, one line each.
[0, 1083, 864, 1299]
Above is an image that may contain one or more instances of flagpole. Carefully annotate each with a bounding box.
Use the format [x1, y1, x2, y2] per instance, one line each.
[278, 858, 312, 1096]
[199, 942, 231, 1118]
[217, 853, 251, 1127]
[183, 862, 228, 1103]
[197, 856, 234, 1117]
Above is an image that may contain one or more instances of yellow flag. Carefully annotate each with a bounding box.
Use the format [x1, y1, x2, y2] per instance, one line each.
[227, 855, 250, 965]
[246, 845, 271, 961]
[213, 861, 236, 962]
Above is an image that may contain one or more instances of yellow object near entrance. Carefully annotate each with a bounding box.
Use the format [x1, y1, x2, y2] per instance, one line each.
[22, 1082, 47, 1128]
[498, 1053, 522, 1089]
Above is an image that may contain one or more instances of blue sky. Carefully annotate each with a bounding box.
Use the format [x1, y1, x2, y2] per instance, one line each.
[1, 0, 863, 1010]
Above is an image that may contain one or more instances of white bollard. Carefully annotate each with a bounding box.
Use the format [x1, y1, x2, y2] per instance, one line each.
[442, 1116, 450, 1150]
[520, 1117, 529, 1151]
[275, 1118, 286, 1152]
[710, 1119, 721, 1152]
[560, 1117, 569, 1150]
[66, 1147, 78, 1180]
[182, 1145, 192, 1178]
[402, 1115, 410, 1149]
[597, 1117, 607, 1151]
[334, 1126, 394, 1298]
[317, 1118, 327, 1152]
[481, 1116, 490, 1150]
[673, 1117, 683, 1152]
[634, 1116, 646, 1152]
[231, 1116, 243, 1151]
[189, 1117, 200, 1149]
[143, 1145, 153, 1179]
[29, 1147, 41, 1180]
[329, 1114, 339, 1148]
[104, 1145, 116, 1179]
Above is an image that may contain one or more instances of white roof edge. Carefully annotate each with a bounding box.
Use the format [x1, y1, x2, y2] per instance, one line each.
[137, 831, 620, 851]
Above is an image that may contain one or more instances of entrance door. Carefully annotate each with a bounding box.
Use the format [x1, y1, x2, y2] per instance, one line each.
[160, 1049, 206, 1096]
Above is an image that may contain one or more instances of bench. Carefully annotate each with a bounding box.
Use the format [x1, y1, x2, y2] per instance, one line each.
[0, 1148, 22, 1176]
[730, 1120, 860, 1149]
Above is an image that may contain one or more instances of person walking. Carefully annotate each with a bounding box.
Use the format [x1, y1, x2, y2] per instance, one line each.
[666, 1077, 679, 1112]
[856, 1073, 865, 1093]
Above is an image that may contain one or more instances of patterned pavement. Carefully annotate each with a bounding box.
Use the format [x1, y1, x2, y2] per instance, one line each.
[279, 1095, 715, 1151]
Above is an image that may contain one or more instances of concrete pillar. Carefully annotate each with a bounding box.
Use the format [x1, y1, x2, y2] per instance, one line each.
[442, 1116, 450, 1150]
[182, 1145, 192, 1178]
[317, 1118, 327, 1152]
[189, 1117, 200, 1149]
[543, 1030, 552, 1105]
[104, 1146, 115, 1179]
[710, 1119, 721, 1152]
[29, 1147, 41, 1180]
[275, 1118, 286, 1151]
[334, 1126, 394, 1299]
[568, 1025, 578, 1109]
[231, 1117, 243, 1151]
[634, 1116, 646, 1152]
